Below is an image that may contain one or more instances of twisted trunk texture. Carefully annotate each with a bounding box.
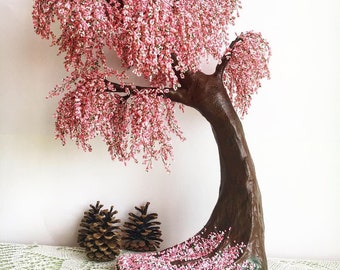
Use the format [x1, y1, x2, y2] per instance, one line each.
[166, 68, 267, 269]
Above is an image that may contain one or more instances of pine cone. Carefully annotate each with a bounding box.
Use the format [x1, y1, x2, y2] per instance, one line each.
[121, 202, 163, 252]
[78, 201, 121, 261]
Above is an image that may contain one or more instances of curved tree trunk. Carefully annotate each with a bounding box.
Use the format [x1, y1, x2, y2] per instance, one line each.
[117, 65, 267, 269]
[165, 67, 267, 269]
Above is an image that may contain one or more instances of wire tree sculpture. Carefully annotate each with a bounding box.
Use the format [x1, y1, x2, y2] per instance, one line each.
[33, 0, 271, 269]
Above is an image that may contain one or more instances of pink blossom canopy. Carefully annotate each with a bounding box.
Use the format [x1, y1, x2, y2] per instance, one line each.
[32, 0, 271, 170]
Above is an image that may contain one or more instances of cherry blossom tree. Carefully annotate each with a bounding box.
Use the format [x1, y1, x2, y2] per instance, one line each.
[33, 0, 271, 269]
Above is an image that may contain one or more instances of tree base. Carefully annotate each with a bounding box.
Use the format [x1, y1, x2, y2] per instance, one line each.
[117, 227, 264, 270]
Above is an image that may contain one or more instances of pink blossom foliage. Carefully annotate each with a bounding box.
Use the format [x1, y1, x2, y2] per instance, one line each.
[115, 0, 241, 87]
[32, 0, 270, 170]
[54, 72, 184, 172]
[117, 229, 255, 269]
[32, 0, 122, 71]
[224, 31, 271, 116]
[32, 0, 241, 87]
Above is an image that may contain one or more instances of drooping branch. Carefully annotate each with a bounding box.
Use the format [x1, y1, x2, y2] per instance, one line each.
[222, 32, 271, 116]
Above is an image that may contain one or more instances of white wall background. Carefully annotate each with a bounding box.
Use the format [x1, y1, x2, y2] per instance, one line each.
[0, 0, 339, 260]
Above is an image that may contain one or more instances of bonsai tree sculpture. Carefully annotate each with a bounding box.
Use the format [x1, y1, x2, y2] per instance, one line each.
[33, 0, 271, 269]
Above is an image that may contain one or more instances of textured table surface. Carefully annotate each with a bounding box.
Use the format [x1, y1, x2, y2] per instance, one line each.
[0, 243, 339, 270]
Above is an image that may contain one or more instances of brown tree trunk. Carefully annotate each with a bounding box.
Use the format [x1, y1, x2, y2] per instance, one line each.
[166, 67, 267, 269]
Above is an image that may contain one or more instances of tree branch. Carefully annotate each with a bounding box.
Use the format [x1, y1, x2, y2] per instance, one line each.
[103, 79, 183, 101]
[214, 36, 242, 76]
[104, 79, 164, 94]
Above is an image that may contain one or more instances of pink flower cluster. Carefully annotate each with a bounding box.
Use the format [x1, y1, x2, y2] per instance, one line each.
[32, 0, 241, 87]
[117, 228, 255, 269]
[55, 75, 184, 172]
[224, 31, 271, 116]
[115, 0, 241, 87]
[32, 0, 122, 71]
